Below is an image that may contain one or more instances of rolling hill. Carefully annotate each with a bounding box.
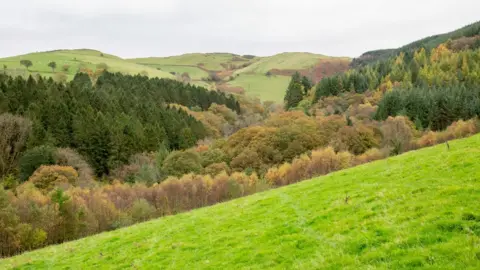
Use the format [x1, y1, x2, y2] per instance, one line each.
[130, 52, 350, 102]
[2, 134, 479, 269]
[0, 49, 175, 81]
[227, 52, 350, 102]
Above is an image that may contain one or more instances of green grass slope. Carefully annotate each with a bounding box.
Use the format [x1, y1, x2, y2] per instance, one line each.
[0, 49, 175, 80]
[228, 52, 350, 102]
[227, 74, 292, 102]
[3, 135, 480, 269]
[233, 52, 328, 74]
[129, 53, 257, 71]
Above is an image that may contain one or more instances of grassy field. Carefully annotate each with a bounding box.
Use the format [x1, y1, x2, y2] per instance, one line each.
[227, 74, 291, 102]
[129, 53, 257, 71]
[2, 134, 480, 269]
[0, 49, 175, 80]
[148, 65, 209, 80]
[234, 52, 336, 75]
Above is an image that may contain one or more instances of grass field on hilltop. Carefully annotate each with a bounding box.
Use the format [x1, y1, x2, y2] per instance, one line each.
[149, 65, 209, 80]
[130, 53, 257, 71]
[227, 74, 291, 102]
[234, 52, 330, 74]
[2, 134, 480, 269]
[0, 49, 175, 80]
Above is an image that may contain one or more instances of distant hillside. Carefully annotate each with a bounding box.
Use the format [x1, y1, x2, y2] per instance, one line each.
[352, 20, 480, 67]
[226, 52, 350, 102]
[129, 53, 259, 90]
[0, 49, 175, 81]
[2, 134, 480, 269]
[131, 52, 350, 102]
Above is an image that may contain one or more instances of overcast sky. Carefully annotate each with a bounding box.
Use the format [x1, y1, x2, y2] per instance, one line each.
[1, 0, 479, 58]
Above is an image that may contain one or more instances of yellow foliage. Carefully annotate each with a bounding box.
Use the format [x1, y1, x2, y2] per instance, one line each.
[28, 165, 79, 192]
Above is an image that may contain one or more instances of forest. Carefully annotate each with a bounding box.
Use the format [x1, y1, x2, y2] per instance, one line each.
[2, 25, 480, 257]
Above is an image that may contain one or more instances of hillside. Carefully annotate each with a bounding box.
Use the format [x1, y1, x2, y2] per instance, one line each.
[130, 52, 350, 102]
[227, 52, 350, 102]
[352, 21, 480, 67]
[2, 134, 480, 269]
[0, 49, 175, 81]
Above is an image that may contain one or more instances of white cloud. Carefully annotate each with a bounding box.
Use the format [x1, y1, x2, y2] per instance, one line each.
[1, 0, 479, 58]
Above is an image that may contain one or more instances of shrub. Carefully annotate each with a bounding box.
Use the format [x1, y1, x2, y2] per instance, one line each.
[307, 147, 343, 176]
[19, 145, 56, 182]
[162, 150, 202, 177]
[200, 148, 227, 167]
[353, 148, 388, 165]
[53, 72, 68, 83]
[28, 165, 79, 192]
[381, 116, 415, 155]
[204, 162, 230, 176]
[417, 131, 438, 148]
[130, 199, 155, 222]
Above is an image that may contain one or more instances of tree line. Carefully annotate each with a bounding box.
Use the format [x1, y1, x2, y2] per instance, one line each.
[0, 72, 240, 177]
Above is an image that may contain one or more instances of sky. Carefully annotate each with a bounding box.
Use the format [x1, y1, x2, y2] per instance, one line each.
[1, 0, 479, 58]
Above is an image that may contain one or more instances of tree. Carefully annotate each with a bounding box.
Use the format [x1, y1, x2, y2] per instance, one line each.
[20, 60, 33, 71]
[48, 62, 57, 73]
[301, 76, 312, 94]
[19, 145, 56, 182]
[162, 150, 202, 176]
[2, 64, 6, 74]
[62, 64, 70, 72]
[284, 72, 304, 110]
[0, 114, 32, 177]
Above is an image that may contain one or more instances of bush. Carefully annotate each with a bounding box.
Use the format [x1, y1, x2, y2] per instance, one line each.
[200, 148, 227, 167]
[28, 165, 79, 192]
[162, 150, 202, 177]
[53, 73, 68, 83]
[381, 116, 415, 155]
[130, 199, 155, 222]
[19, 145, 56, 182]
[204, 162, 230, 176]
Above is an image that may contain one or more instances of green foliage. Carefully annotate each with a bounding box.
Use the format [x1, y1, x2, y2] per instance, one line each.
[376, 86, 480, 130]
[47, 61, 56, 72]
[162, 150, 202, 177]
[0, 174, 19, 190]
[200, 148, 227, 167]
[284, 72, 305, 110]
[19, 145, 56, 182]
[0, 72, 240, 176]
[20, 60, 33, 70]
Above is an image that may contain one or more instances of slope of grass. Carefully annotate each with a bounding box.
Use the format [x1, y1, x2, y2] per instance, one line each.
[129, 53, 257, 71]
[227, 74, 291, 102]
[234, 52, 336, 75]
[0, 49, 175, 80]
[3, 134, 480, 269]
[150, 65, 209, 80]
